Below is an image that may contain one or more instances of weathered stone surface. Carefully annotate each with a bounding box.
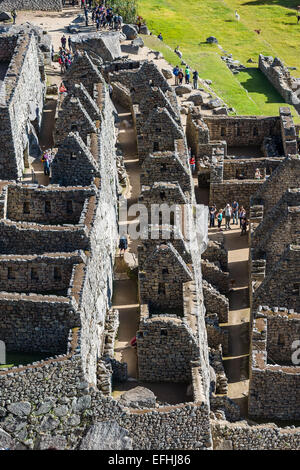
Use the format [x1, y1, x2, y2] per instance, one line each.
[122, 24, 138, 40]
[7, 402, 31, 417]
[161, 68, 173, 80]
[175, 85, 192, 96]
[71, 32, 121, 62]
[132, 37, 144, 48]
[189, 92, 204, 105]
[118, 386, 157, 409]
[79, 421, 133, 450]
[35, 435, 68, 451]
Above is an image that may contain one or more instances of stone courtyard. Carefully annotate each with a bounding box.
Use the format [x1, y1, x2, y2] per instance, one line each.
[0, 1, 299, 452]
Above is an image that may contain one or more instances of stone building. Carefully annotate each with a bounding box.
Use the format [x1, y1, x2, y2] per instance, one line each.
[186, 106, 298, 212]
[0, 30, 47, 179]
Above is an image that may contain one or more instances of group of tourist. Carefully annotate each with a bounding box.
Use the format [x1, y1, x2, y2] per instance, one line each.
[173, 65, 199, 89]
[58, 36, 74, 73]
[80, 3, 123, 30]
[209, 202, 247, 235]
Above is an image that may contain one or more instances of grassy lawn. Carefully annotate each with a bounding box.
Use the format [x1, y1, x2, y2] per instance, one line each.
[138, 0, 300, 119]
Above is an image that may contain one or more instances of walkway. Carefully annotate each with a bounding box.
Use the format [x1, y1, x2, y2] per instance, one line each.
[209, 224, 250, 417]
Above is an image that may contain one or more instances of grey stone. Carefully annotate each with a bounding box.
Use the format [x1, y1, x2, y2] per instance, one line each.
[7, 402, 31, 417]
[175, 85, 192, 96]
[132, 37, 144, 48]
[35, 435, 67, 451]
[118, 386, 157, 409]
[74, 395, 91, 412]
[161, 68, 173, 80]
[207, 98, 223, 109]
[122, 24, 138, 40]
[35, 400, 54, 416]
[189, 92, 204, 105]
[40, 415, 59, 432]
[54, 405, 69, 417]
[140, 25, 150, 35]
[80, 421, 133, 450]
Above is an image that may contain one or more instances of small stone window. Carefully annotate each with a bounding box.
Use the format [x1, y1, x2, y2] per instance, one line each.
[160, 163, 167, 172]
[153, 142, 159, 152]
[158, 282, 166, 295]
[236, 126, 241, 137]
[53, 267, 62, 281]
[45, 201, 51, 213]
[155, 127, 162, 133]
[7, 267, 15, 280]
[221, 127, 226, 137]
[66, 200, 73, 214]
[23, 202, 30, 214]
[253, 126, 258, 136]
[160, 328, 168, 336]
[160, 191, 166, 201]
[162, 268, 169, 276]
[31, 268, 39, 281]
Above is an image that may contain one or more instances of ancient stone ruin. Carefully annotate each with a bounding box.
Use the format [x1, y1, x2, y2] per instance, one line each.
[0, 16, 299, 451]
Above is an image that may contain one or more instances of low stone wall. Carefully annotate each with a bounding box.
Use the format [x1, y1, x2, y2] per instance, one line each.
[0, 0, 62, 10]
[201, 259, 229, 295]
[203, 280, 229, 323]
[212, 420, 300, 450]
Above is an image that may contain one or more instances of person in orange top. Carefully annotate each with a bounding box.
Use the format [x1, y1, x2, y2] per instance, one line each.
[59, 82, 67, 94]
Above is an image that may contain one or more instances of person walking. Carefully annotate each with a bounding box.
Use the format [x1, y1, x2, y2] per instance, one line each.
[185, 65, 190, 84]
[173, 65, 179, 86]
[217, 209, 223, 231]
[11, 9, 17, 25]
[178, 68, 184, 85]
[209, 204, 216, 228]
[232, 200, 239, 225]
[119, 234, 128, 256]
[41, 154, 50, 176]
[240, 217, 247, 236]
[61, 35, 67, 49]
[193, 70, 199, 89]
[239, 207, 246, 227]
[189, 155, 196, 173]
[68, 36, 72, 51]
[224, 203, 232, 230]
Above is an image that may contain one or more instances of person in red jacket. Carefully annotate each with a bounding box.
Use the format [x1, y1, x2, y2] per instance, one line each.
[189, 155, 196, 173]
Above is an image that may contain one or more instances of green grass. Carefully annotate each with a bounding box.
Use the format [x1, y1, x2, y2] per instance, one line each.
[138, 0, 300, 120]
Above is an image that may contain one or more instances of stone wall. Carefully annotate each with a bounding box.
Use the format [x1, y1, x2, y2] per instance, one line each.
[5, 184, 94, 225]
[201, 259, 229, 295]
[212, 420, 300, 450]
[0, 0, 62, 11]
[248, 307, 300, 420]
[0, 252, 83, 294]
[203, 115, 280, 147]
[202, 280, 229, 323]
[210, 180, 264, 214]
[0, 33, 46, 179]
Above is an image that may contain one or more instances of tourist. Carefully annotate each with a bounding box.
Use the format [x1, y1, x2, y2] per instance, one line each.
[51, 45, 54, 62]
[232, 200, 239, 225]
[178, 68, 184, 85]
[68, 35, 72, 50]
[173, 65, 180, 86]
[185, 65, 190, 85]
[193, 70, 199, 89]
[209, 204, 216, 228]
[224, 203, 232, 230]
[239, 206, 246, 227]
[11, 9, 17, 25]
[240, 217, 247, 236]
[41, 153, 50, 176]
[58, 54, 65, 74]
[189, 154, 196, 173]
[158, 33, 163, 41]
[217, 209, 223, 231]
[255, 167, 262, 179]
[61, 34, 67, 49]
[59, 82, 67, 95]
[119, 234, 128, 256]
